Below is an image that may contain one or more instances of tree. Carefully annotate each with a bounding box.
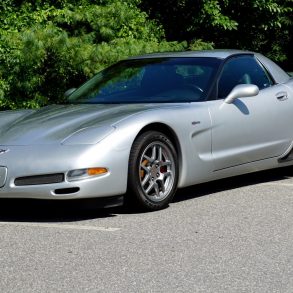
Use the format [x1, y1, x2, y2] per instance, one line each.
[0, 0, 185, 109]
[140, 0, 292, 69]
[0, 0, 292, 110]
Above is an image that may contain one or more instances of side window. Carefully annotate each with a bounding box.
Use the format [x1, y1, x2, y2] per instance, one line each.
[218, 55, 273, 99]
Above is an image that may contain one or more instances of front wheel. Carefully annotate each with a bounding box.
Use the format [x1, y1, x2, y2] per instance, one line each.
[127, 131, 179, 211]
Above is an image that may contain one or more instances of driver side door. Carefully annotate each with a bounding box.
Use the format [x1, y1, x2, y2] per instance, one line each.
[209, 55, 293, 171]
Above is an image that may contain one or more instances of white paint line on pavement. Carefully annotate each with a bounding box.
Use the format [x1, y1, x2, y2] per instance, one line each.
[260, 182, 293, 187]
[0, 221, 120, 232]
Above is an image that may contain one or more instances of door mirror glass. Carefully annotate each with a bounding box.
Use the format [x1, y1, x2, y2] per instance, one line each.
[224, 84, 259, 104]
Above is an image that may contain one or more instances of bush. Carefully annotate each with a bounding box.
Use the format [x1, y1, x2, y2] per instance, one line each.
[0, 0, 186, 109]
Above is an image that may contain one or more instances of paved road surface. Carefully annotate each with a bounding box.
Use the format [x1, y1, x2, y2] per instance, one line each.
[0, 167, 293, 293]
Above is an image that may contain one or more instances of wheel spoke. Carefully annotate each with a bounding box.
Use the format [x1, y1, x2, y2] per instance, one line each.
[145, 181, 155, 194]
[140, 164, 149, 173]
[158, 146, 162, 161]
[151, 145, 156, 161]
[143, 155, 153, 163]
[163, 171, 172, 179]
[141, 173, 151, 186]
[161, 160, 172, 167]
[158, 179, 165, 193]
[154, 182, 160, 197]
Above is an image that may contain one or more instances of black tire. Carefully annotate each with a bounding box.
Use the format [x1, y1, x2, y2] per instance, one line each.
[127, 131, 179, 211]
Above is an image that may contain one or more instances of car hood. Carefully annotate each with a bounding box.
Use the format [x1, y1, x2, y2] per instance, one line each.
[0, 104, 161, 145]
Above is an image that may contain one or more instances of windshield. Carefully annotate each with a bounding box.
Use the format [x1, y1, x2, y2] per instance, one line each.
[67, 57, 221, 104]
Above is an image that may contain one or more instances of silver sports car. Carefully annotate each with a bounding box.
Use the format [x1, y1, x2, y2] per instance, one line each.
[0, 50, 292, 211]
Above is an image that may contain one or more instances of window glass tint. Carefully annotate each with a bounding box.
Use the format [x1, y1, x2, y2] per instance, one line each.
[218, 56, 273, 99]
[67, 57, 221, 104]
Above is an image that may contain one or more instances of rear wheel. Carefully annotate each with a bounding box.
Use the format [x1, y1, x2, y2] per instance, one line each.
[127, 131, 179, 211]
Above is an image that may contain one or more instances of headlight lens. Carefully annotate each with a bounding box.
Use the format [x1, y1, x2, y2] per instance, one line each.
[62, 126, 115, 145]
[67, 167, 108, 181]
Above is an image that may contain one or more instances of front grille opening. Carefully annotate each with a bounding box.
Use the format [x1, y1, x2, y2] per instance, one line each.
[54, 187, 80, 195]
[15, 173, 64, 186]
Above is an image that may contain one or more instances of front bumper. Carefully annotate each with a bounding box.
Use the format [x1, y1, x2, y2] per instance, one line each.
[0, 174, 123, 200]
[0, 143, 129, 200]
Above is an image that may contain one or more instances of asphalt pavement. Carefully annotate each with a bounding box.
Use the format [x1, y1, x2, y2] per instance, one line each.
[0, 166, 293, 293]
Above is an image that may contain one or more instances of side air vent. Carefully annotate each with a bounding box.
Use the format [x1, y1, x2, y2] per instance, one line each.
[15, 173, 64, 186]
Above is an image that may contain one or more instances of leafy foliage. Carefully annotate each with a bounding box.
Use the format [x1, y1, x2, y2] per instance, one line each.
[140, 0, 292, 68]
[0, 0, 185, 109]
[0, 0, 292, 110]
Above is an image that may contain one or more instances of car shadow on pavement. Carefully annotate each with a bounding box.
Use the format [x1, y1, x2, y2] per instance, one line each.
[173, 166, 293, 203]
[0, 166, 292, 222]
[0, 198, 118, 222]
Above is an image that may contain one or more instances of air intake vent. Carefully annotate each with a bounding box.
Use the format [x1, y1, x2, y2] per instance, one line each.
[15, 173, 64, 186]
[54, 187, 80, 194]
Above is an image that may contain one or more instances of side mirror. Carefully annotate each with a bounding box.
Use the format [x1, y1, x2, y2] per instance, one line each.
[64, 88, 77, 98]
[224, 84, 259, 104]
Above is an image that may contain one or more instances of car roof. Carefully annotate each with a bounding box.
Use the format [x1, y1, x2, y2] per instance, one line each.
[128, 49, 252, 60]
[128, 49, 290, 84]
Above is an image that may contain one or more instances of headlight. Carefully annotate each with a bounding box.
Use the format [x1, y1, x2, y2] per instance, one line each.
[62, 126, 115, 145]
[67, 167, 108, 181]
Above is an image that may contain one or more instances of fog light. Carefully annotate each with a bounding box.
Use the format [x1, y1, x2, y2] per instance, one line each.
[67, 167, 108, 181]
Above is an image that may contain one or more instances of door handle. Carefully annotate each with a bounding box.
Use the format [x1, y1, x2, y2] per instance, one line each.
[276, 91, 288, 101]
